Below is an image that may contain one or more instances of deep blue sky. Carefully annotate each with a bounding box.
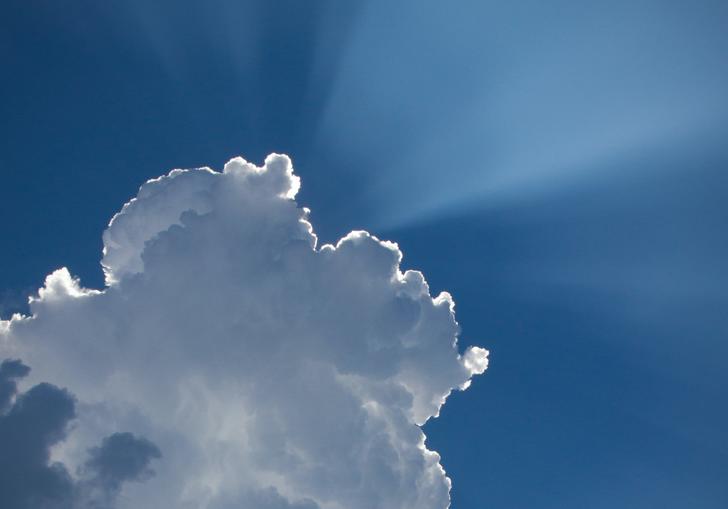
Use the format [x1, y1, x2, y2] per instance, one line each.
[2, 1, 727, 507]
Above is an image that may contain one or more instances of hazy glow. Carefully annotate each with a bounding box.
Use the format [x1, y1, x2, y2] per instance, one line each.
[314, 0, 728, 228]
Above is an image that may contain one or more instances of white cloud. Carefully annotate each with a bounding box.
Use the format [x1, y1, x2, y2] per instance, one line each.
[1, 154, 488, 509]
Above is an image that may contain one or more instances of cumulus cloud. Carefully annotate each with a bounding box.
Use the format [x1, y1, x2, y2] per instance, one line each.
[0, 154, 488, 508]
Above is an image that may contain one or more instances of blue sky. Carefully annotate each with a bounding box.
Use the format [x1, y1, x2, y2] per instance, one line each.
[1, 1, 727, 507]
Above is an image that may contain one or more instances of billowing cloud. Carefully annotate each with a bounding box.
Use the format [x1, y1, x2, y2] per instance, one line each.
[0, 154, 488, 508]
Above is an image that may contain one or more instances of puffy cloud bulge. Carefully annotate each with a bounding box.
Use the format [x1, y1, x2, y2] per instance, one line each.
[1, 155, 488, 509]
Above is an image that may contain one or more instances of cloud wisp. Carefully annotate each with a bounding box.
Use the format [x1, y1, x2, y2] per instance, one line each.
[0, 154, 488, 508]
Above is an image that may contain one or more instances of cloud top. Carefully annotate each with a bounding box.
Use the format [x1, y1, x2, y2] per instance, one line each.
[1, 154, 487, 508]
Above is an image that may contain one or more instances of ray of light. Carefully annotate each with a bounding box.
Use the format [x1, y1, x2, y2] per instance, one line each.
[313, 0, 728, 229]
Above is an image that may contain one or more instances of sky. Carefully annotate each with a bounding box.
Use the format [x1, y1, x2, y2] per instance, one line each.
[1, 1, 727, 508]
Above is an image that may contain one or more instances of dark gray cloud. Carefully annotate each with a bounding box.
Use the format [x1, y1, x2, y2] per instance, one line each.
[77, 433, 161, 509]
[0, 359, 31, 411]
[0, 359, 76, 508]
[0, 359, 161, 509]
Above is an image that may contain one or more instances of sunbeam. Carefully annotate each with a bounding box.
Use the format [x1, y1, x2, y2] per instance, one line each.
[2, 1, 727, 507]
[315, 0, 728, 229]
